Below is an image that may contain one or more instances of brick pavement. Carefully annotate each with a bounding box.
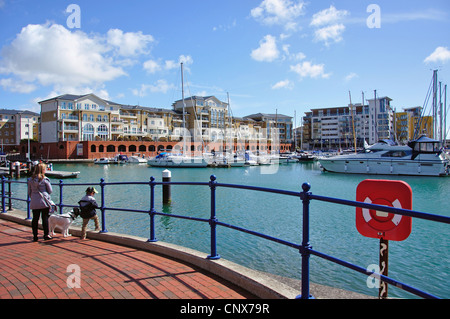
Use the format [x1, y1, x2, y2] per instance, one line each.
[0, 218, 256, 299]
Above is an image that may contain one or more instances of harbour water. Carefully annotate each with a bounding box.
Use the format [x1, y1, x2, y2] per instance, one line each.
[9, 161, 449, 298]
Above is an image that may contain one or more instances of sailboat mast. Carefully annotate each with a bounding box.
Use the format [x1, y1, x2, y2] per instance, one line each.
[181, 62, 186, 153]
[349, 91, 357, 153]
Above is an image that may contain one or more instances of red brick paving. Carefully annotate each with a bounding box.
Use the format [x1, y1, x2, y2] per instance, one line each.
[0, 219, 256, 299]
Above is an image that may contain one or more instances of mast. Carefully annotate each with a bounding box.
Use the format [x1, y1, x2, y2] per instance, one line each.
[349, 91, 357, 153]
[181, 62, 186, 154]
[432, 70, 438, 139]
[374, 90, 378, 141]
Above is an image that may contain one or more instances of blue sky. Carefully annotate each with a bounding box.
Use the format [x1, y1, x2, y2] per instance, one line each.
[1, 0, 449, 123]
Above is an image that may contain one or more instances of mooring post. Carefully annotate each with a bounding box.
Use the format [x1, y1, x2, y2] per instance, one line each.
[99, 178, 107, 233]
[162, 169, 171, 205]
[1, 176, 5, 214]
[297, 182, 313, 299]
[59, 180, 64, 214]
[148, 176, 157, 242]
[207, 175, 220, 260]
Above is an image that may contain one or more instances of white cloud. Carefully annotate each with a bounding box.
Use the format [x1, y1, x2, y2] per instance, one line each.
[424, 46, 450, 64]
[0, 23, 158, 94]
[344, 72, 358, 82]
[290, 61, 331, 79]
[314, 24, 346, 45]
[143, 60, 161, 74]
[0, 78, 36, 93]
[250, 0, 305, 31]
[132, 79, 175, 97]
[310, 5, 349, 27]
[251, 35, 279, 62]
[106, 29, 154, 56]
[271, 79, 293, 89]
[310, 6, 348, 46]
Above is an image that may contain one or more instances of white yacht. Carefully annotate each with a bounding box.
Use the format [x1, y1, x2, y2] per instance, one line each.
[147, 152, 207, 168]
[128, 155, 147, 163]
[319, 136, 449, 176]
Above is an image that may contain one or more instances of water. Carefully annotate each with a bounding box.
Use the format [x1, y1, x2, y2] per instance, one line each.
[9, 161, 449, 298]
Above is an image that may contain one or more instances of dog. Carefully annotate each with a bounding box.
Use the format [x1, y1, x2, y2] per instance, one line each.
[49, 208, 80, 238]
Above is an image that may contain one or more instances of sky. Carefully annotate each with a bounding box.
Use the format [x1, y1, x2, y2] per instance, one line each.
[0, 0, 449, 124]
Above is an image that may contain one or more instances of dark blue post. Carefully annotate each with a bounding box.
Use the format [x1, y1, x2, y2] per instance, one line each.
[99, 178, 107, 233]
[26, 192, 31, 220]
[7, 177, 12, 211]
[59, 180, 64, 214]
[207, 175, 220, 260]
[297, 182, 313, 299]
[1, 176, 6, 213]
[148, 176, 157, 242]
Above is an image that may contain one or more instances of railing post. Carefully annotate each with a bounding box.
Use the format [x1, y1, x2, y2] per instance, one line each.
[59, 179, 64, 214]
[99, 178, 107, 233]
[148, 176, 157, 242]
[1, 176, 5, 213]
[297, 182, 314, 299]
[207, 175, 220, 260]
[7, 177, 12, 211]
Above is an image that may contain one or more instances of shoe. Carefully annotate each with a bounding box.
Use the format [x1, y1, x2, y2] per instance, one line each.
[43, 236, 53, 241]
[33, 237, 38, 242]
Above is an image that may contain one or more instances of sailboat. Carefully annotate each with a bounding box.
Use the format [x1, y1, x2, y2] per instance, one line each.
[147, 63, 207, 168]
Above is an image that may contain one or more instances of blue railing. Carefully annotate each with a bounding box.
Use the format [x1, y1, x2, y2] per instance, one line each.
[1, 175, 449, 299]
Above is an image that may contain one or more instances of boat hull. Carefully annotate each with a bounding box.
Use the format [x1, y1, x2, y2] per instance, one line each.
[319, 157, 448, 176]
[148, 156, 208, 168]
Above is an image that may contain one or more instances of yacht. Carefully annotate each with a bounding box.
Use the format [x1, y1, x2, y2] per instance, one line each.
[318, 135, 449, 176]
[148, 152, 207, 168]
[128, 154, 147, 163]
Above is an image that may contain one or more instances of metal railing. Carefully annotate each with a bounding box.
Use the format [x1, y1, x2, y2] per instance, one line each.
[1, 175, 449, 299]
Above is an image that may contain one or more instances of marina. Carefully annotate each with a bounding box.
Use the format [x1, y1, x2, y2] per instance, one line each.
[4, 160, 449, 298]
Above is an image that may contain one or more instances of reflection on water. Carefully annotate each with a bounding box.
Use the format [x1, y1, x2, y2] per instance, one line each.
[7, 161, 449, 298]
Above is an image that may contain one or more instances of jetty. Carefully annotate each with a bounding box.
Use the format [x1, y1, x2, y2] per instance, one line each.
[45, 170, 80, 179]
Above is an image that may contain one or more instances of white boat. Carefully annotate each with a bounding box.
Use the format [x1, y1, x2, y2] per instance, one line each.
[318, 136, 449, 176]
[148, 152, 207, 168]
[278, 152, 300, 163]
[94, 157, 111, 164]
[205, 152, 246, 167]
[128, 155, 147, 164]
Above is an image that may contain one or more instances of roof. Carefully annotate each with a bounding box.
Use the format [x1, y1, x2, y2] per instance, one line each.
[0, 109, 39, 116]
[244, 113, 293, 120]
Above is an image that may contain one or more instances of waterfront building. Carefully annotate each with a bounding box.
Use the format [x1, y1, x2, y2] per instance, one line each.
[302, 104, 369, 150]
[243, 113, 293, 147]
[367, 96, 394, 144]
[0, 109, 39, 153]
[394, 107, 433, 143]
[33, 93, 292, 160]
[38, 94, 177, 143]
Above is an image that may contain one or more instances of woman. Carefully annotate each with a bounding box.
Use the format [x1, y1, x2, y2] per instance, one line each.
[27, 163, 53, 241]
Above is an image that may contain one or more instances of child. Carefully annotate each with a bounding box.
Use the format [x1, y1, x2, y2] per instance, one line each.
[79, 187, 100, 240]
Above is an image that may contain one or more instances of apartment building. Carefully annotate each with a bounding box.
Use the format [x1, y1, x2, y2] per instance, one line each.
[0, 109, 39, 152]
[299, 96, 440, 150]
[394, 106, 433, 143]
[39, 94, 179, 143]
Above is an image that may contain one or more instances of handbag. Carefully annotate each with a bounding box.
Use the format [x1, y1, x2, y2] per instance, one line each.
[39, 191, 57, 214]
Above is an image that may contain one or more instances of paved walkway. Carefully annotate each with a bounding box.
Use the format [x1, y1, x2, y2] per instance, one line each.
[0, 218, 256, 299]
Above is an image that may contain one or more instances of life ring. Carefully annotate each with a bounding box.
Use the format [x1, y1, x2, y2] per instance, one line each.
[362, 197, 402, 232]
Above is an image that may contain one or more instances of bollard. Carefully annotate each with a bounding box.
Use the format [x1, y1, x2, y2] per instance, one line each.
[162, 169, 171, 204]
[14, 162, 20, 178]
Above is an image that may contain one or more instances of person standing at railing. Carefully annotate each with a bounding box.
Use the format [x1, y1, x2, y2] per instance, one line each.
[78, 187, 100, 240]
[27, 163, 53, 242]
